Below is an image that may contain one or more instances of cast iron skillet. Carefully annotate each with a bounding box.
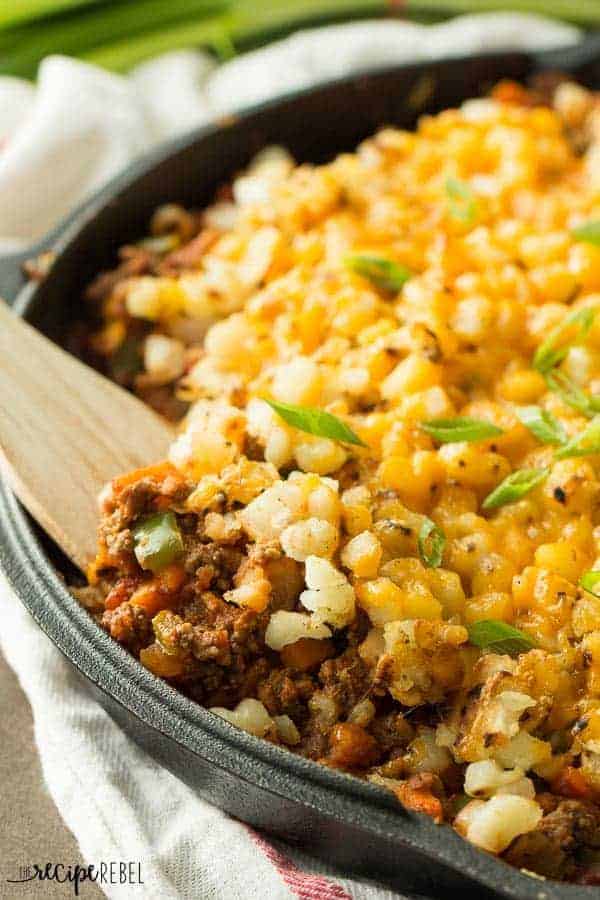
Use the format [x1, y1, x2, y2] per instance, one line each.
[1, 39, 600, 900]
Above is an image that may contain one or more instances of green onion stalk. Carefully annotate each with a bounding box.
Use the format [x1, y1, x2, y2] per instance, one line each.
[3, 0, 600, 81]
[0, 0, 101, 30]
[0, 0, 229, 78]
[82, 0, 388, 71]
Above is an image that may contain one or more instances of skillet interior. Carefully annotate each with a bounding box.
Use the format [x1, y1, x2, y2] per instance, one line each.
[1, 46, 600, 899]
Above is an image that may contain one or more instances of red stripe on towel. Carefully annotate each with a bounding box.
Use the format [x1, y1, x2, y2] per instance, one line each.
[249, 829, 353, 900]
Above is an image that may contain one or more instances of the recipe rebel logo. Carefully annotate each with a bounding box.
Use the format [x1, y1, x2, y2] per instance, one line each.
[6, 861, 144, 895]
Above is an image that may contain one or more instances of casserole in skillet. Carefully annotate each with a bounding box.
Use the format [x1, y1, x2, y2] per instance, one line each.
[1, 44, 600, 900]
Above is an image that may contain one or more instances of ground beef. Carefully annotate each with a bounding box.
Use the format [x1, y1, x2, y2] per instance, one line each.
[174, 591, 266, 668]
[262, 556, 304, 611]
[257, 668, 315, 721]
[121, 479, 162, 519]
[102, 601, 152, 653]
[369, 711, 415, 756]
[104, 475, 191, 533]
[184, 541, 244, 591]
[191, 657, 273, 709]
[293, 646, 375, 761]
[96, 475, 193, 572]
[318, 647, 373, 717]
[504, 797, 600, 880]
[190, 627, 231, 664]
[102, 526, 134, 562]
[159, 229, 219, 274]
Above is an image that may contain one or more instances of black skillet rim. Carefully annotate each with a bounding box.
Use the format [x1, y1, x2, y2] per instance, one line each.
[1, 49, 599, 900]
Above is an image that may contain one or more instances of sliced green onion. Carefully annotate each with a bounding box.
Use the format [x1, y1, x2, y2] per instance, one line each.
[554, 415, 600, 460]
[421, 416, 503, 444]
[344, 254, 412, 293]
[580, 570, 600, 596]
[572, 219, 600, 246]
[265, 399, 366, 447]
[467, 620, 536, 656]
[133, 511, 184, 573]
[417, 517, 445, 568]
[533, 308, 595, 374]
[515, 406, 567, 446]
[482, 468, 549, 510]
[445, 176, 477, 224]
[544, 370, 600, 419]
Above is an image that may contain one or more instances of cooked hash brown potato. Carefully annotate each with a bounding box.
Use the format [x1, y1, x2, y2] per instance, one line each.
[80, 78, 600, 883]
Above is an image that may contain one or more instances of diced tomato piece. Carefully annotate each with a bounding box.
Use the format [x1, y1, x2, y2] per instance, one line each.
[552, 766, 592, 800]
[140, 642, 185, 677]
[104, 576, 142, 611]
[491, 80, 536, 107]
[280, 638, 334, 671]
[393, 783, 444, 824]
[129, 563, 185, 615]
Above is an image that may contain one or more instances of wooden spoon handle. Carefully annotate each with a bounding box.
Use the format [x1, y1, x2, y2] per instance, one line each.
[0, 299, 173, 571]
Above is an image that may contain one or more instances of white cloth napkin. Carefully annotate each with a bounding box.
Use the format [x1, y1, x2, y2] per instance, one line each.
[0, 12, 581, 251]
[0, 575, 409, 900]
[0, 12, 585, 900]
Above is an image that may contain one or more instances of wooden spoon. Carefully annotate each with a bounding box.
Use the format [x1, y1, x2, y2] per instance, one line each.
[0, 299, 173, 572]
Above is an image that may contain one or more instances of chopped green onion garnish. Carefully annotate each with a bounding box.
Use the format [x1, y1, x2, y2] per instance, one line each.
[133, 511, 184, 573]
[554, 415, 600, 459]
[467, 619, 536, 656]
[344, 254, 412, 293]
[482, 468, 549, 510]
[421, 416, 503, 444]
[445, 177, 477, 224]
[515, 406, 567, 446]
[533, 308, 595, 374]
[417, 517, 446, 568]
[544, 370, 600, 419]
[572, 220, 600, 246]
[265, 399, 366, 447]
[580, 570, 600, 596]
